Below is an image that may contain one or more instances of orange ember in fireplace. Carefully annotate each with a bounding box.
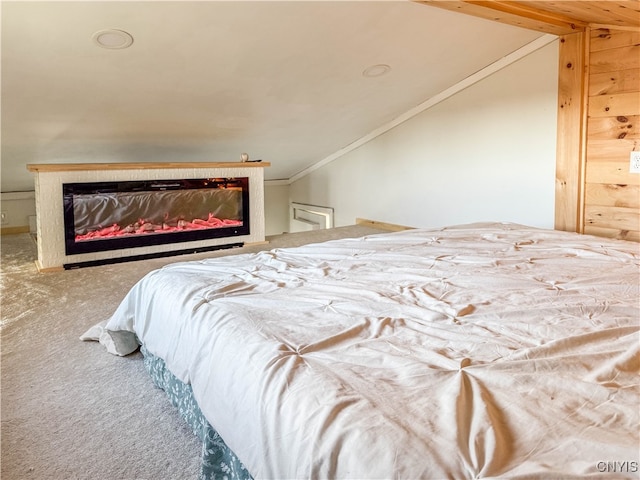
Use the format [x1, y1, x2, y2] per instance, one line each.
[76, 214, 243, 241]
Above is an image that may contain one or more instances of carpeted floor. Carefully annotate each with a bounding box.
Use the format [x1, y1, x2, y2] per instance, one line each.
[0, 225, 385, 480]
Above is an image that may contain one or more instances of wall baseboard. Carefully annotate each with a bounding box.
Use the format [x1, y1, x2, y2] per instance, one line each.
[356, 218, 414, 232]
[1, 226, 30, 235]
[34, 260, 64, 273]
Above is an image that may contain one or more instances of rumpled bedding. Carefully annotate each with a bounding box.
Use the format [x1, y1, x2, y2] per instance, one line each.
[86, 222, 640, 479]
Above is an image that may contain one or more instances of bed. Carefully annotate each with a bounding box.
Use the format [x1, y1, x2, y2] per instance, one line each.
[83, 222, 640, 479]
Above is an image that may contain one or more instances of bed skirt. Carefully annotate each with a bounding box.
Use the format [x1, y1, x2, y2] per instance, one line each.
[141, 345, 253, 480]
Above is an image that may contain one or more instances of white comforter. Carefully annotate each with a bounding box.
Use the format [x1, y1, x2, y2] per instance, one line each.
[95, 223, 640, 479]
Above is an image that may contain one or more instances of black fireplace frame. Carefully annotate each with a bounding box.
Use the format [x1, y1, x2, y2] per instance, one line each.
[62, 177, 250, 256]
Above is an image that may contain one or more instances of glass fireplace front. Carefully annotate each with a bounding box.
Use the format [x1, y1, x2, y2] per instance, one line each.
[63, 177, 250, 255]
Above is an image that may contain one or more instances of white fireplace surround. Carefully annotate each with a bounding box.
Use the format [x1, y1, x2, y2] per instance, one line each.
[27, 162, 269, 272]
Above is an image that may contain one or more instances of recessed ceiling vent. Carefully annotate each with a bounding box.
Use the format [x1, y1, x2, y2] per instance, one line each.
[362, 64, 391, 78]
[92, 29, 134, 50]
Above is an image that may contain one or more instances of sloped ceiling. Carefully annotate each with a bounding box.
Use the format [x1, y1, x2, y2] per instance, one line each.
[1, 1, 544, 191]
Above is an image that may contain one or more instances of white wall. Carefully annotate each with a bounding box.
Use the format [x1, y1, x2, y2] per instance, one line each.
[0, 192, 36, 230]
[264, 184, 290, 236]
[2, 43, 559, 237]
[289, 41, 559, 230]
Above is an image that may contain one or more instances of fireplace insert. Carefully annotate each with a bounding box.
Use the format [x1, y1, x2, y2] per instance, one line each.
[63, 177, 250, 256]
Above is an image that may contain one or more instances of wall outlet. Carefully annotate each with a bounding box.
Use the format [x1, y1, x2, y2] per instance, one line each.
[0, 211, 7, 225]
[631, 151, 640, 174]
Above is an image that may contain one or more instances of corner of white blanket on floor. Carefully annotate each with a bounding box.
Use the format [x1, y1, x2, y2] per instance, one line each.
[79, 320, 139, 356]
[79, 320, 107, 342]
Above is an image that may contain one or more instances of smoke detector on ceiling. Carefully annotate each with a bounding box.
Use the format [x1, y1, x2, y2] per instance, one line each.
[92, 29, 134, 49]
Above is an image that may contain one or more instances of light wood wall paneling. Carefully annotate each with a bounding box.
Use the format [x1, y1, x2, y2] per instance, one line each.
[584, 28, 640, 241]
[555, 31, 588, 233]
[590, 45, 640, 74]
[585, 183, 640, 208]
[584, 225, 640, 241]
[584, 204, 640, 232]
[587, 139, 639, 162]
[590, 28, 640, 51]
[590, 69, 640, 96]
[589, 28, 639, 98]
[586, 160, 640, 185]
[588, 92, 640, 117]
[588, 115, 639, 140]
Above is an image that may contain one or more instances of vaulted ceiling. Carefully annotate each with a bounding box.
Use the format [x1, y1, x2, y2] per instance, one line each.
[2, 1, 638, 192]
[0, 1, 544, 191]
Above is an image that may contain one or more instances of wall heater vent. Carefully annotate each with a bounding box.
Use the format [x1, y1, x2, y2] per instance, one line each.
[290, 202, 334, 232]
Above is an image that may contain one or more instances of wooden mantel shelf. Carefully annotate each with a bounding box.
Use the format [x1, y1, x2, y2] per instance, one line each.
[27, 162, 270, 172]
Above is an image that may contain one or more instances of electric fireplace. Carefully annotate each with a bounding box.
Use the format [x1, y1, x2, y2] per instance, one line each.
[63, 177, 250, 256]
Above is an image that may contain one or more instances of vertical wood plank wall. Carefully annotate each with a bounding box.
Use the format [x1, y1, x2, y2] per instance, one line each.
[583, 28, 640, 241]
[556, 28, 640, 242]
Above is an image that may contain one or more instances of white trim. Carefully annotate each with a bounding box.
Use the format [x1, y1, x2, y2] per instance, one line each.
[264, 179, 290, 187]
[288, 34, 557, 184]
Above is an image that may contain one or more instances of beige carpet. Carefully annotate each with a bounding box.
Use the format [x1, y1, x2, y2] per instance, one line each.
[0, 225, 386, 480]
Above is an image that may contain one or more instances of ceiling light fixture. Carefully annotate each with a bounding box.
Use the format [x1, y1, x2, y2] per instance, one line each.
[362, 64, 391, 78]
[92, 29, 134, 49]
